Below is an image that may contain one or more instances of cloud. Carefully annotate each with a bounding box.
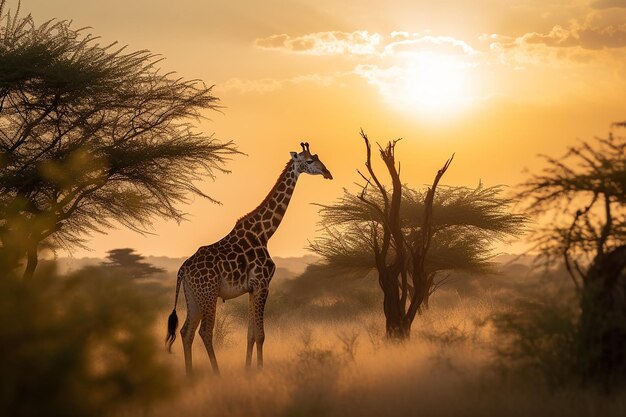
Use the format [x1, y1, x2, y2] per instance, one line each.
[254, 31, 381, 56]
[591, 0, 626, 9]
[226, 30, 479, 96]
[385, 34, 477, 56]
[254, 31, 476, 57]
[492, 21, 626, 51]
[250, 30, 481, 107]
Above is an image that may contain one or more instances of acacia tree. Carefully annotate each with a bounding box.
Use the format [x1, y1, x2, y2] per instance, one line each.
[311, 131, 526, 339]
[519, 122, 625, 390]
[101, 248, 165, 279]
[0, 2, 238, 278]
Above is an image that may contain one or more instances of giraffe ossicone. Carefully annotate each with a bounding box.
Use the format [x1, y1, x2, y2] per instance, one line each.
[165, 143, 332, 375]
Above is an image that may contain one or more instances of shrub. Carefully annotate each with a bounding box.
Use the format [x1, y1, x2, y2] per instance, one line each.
[0, 266, 174, 417]
[490, 285, 579, 389]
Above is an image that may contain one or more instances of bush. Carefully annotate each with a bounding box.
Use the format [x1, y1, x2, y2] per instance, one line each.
[283, 330, 345, 417]
[490, 284, 579, 389]
[0, 265, 174, 417]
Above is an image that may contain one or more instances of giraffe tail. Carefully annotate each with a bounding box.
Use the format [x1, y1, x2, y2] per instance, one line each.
[165, 269, 183, 353]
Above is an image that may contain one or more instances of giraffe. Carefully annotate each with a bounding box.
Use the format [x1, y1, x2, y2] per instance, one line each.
[165, 142, 332, 375]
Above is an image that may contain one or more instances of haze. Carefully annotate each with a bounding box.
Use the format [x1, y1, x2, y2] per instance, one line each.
[18, 0, 626, 258]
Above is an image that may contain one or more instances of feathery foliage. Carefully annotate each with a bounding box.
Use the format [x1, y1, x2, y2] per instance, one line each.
[311, 184, 525, 277]
[0, 1, 239, 277]
[518, 122, 625, 291]
[517, 122, 626, 391]
[311, 131, 526, 338]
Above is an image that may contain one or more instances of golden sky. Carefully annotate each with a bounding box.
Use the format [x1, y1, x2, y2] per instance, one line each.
[16, 0, 626, 258]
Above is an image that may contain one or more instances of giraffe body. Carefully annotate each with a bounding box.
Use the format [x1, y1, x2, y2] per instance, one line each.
[166, 143, 332, 374]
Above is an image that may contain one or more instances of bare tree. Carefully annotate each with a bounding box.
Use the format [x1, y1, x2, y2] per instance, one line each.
[354, 131, 416, 339]
[311, 130, 526, 339]
[0, 2, 239, 278]
[519, 122, 626, 390]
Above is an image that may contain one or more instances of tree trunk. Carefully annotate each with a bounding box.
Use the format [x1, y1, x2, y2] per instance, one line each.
[22, 243, 39, 280]
[383, 290, 410, 340]
[356, 133, 452, 342]
[578, 245, 626, 391]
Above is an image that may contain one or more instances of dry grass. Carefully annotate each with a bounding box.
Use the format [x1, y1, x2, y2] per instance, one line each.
[143, 296, 626, 417]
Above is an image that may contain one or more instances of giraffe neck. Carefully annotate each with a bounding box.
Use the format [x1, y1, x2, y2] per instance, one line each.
[236, 160, 299, 242]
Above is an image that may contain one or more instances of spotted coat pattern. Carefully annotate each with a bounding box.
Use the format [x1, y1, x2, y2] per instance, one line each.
[170, 146, 332, 375]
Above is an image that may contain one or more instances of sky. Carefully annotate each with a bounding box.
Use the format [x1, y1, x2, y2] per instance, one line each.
[10, 0, 626, 259]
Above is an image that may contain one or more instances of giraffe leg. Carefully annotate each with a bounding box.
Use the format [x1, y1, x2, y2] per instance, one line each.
[198, 295, 220, 375]
[180, 280, 200, 377]
[245, 292, 255, 370]
[252, 288, 269, 369]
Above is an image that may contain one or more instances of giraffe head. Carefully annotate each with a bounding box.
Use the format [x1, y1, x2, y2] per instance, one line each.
[290, 142, 333, 180]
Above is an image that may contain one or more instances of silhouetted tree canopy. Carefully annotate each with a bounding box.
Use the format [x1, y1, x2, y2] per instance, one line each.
[518, 123, 625, 291]
[518, 122, 626, 390]
[0, 2, 239, 278]
[311, 182, 526, 333]
[312, 184, 525, 277]
[101, 248, 165, 279]
[310, 131, 526, 338]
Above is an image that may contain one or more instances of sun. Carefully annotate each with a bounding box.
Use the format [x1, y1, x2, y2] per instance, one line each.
[388, 54, 472, 115]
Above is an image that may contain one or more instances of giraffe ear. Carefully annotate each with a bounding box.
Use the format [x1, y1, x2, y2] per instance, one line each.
[290, 151, 298, 160]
